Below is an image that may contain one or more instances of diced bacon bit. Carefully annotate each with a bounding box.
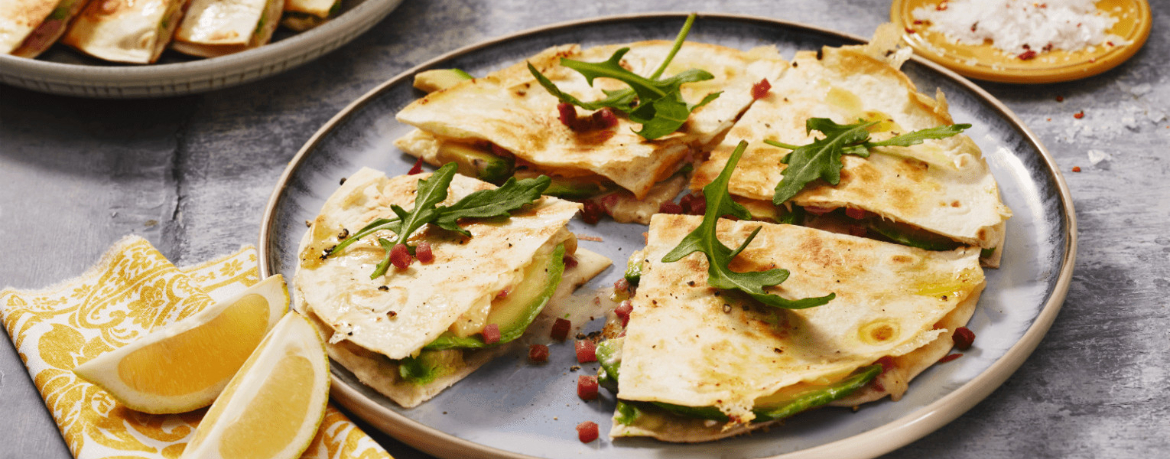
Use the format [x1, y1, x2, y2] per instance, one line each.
[1072, 166, 1082, 172]
[935, 2, 948, 11]
[952, 326, 976, 350]
[659, 201, 683, 214]
[938, 353, 963, 364]
[870, 356, 896, 391]
[551, 318, 572, 341]
[613, 277, 630, 294]
[751, 78, 771, 100]
[577, 375, 600, 400]
[415, 241, 434, 264]
[615, 300, 633, 328]
[599, 194, 620, 213]
[581, 200, 604, 225]
[529, 344, 549, 362]
[407, 157, 425, 175]
[1074, 111, 1085, 119]
[482, 324, 501, 344]
[496, 289, 509, 299]
[1018, 50, 1037, 60]
[592, 108, 619, 129]
[563, 255, 578, 269]
[1056, 95, 1064, 102]
[848, 224, 868, 237]
[557, 102, 618, 131]
[905, 28, 916, 34]
[1043, 43, 1054, 52]
[576, 421, 599, 443]
[390, 243, 413, 269]
[913, 19, 923, 25]
[804, 205, 835, 216]
[490, 143, 515, 159]
[557, 102, 578, 128]
[575, 339, 597, 363]
[845, 207, 868, 219]
[680, 192, 706, 215]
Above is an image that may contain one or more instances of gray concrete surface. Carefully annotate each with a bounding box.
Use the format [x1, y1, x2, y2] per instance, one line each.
[2, 1, 1168, 458]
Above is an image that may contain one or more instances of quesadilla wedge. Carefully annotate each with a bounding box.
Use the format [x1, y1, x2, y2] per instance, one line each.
[0, 0, 90, 57]
[691, 26, 1011, 267]
[295, 167, 609, 407]
[171, 0, 283, 57]
[279, 0, 339, 31]
[61, 0, 186, 63]
[600, 214, 985, 442]
[394, 40, 788, 223]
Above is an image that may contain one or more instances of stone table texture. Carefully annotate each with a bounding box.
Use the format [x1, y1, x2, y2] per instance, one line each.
[1, 1, 1167, 458]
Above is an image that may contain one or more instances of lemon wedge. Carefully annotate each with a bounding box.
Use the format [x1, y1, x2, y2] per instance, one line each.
[73, 274, 289, 414]
[180, 312, 329, 459]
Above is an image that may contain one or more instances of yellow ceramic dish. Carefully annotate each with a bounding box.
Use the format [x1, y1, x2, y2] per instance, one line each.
[891, 0, 1151, 83]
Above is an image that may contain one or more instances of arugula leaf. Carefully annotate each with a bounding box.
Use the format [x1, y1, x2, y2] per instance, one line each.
[767, 118, 971, 205]
[431, 175, 551, 236]
[661, 140, 834, 310]
[527, 13, 720, 140]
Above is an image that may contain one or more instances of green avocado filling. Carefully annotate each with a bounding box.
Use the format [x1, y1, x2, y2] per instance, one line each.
[598, 338, 883, 425]
[623, 256, 642, 287]
[398, 349, 462, 385]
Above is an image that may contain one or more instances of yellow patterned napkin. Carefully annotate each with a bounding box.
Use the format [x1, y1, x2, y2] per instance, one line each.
[0, 235, 392, 459]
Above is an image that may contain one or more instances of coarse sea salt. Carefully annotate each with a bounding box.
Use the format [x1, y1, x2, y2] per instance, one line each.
[913, 0, 1126, 57]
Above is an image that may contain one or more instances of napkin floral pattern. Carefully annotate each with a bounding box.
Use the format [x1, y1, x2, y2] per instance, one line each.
[0, 235, 391, 459]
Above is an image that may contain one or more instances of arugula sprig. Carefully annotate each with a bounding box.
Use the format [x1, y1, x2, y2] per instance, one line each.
[766, 118, 971, 205]
[328, 163, 552, 279]
[661, 140, 835, 310]
[527, 13, 721, 140]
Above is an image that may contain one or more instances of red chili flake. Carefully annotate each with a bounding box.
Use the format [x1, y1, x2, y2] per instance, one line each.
[581, 200, 604, 225]
[614, 300, 634, 328]
[751, 78, 771, 100]
[407, 157, 425, 175]
[905, 28, 916, 34]
[576, 421, 599, 443]
[563, 255, 578, 269]
[415, 241, 434, 264]
[577, 375, 600, 400]
[1072, 166, 1082, 173]
[1074, 111, 1084, 119]
[659, 201, 683, 214]
[482, 324, 501, 344]
[1107, 41, 1114, 47]
[551, 318, 572, 341]
[613, 277, 630, 294]
[1047, 118, 1052, 121]
[913, 20, 923, 25]
[952, 326, 976, 350]
[529, 344, 549, 362]
[845, 207, 867, 220]
[804, 205, 835, 216]
[591, 108, 618, 129]
[938, 353, 963, 364]
[1018, 50, 1037, 60]
[390, 243, 413, 269]
[575, 339, 597, 363]
[557, 102, 578, 128]
[1056, 95, 1064, 102]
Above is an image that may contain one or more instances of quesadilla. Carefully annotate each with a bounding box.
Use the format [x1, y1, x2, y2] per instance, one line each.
[295, 167, 610, 407]
[599, 214, 985, 441]
[279, 0, 339, 31]
[394, 41, 788, 223]
[691, 27, 1011, 267]
[61, 0, 186, 63]
[0, 0, 90, 57]
[171, 0, 283, 57]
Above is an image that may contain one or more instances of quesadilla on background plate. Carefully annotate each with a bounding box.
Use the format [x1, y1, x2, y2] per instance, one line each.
[691, 27, 1011, 267]
[280, 0, 339, 31]
[171, 0, 283, 57]
[394, 40, 788, 224]
[0, 0, 90, 57]
[61, 0, 186, 63]
[599, 214, 985, 442]
[295, 167, 609, 407]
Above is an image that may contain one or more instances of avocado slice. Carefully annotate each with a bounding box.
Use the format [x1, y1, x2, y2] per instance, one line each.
[413, 68, 474, 93]
[597, 337, 882, 423]
[423, 244, 566, 350]
[868, 219, 962, 251]
[398, 349, 464, 385]
[543, 177, 606, 200]
[435, 142, 515, 183]
[623, 256, 642, 286]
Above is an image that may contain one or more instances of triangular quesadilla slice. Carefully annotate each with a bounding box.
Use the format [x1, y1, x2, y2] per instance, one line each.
[0, 0, 90, 57]
[600, 215, 985, 441]
[171, 0, 283, 57]
[280, 0, 339, 31]
[62, 0, 186, 63]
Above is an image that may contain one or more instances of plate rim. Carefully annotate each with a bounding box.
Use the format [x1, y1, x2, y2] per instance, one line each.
[257, 11, 1077, 459]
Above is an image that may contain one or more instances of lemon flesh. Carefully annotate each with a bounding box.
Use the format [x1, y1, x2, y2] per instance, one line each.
[181, 312, 329, 459]
[73, 275, 289, 414]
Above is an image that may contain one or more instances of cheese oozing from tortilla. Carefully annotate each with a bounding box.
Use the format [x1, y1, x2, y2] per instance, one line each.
[295, 167, 583, 361]
[395, 41, 789, 200]
[615, 215, 985, 434]
[691, 36, 1011, 266]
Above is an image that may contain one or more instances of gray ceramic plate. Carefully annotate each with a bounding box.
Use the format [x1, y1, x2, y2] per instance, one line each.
[0, 0, 402, 98]
[258, 13, 1076, 459]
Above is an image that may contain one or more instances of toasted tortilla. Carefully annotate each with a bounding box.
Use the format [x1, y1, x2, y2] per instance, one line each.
[295, 167, 583, 361]
[171, 0, 282, 57]
[61, 0, 184, 63]
[279, 0, 336, 31]
[691, 33, 1010, 267]
[612, 214, 985, 440]
[1, 0, 89, 57]
[395, 41, 788, 199]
